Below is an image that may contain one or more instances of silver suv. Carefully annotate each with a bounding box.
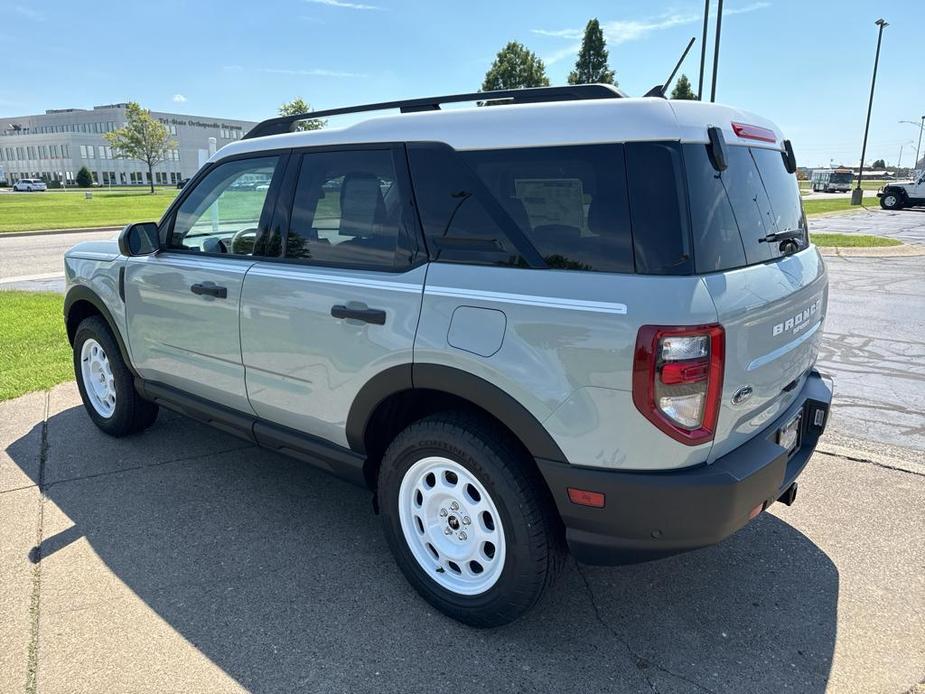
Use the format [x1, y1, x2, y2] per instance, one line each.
[63, 85, 833, 627]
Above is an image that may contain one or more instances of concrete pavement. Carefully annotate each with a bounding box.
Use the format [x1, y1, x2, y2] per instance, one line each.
[0, 229, 115, 293]
[1, 383, 923, 694]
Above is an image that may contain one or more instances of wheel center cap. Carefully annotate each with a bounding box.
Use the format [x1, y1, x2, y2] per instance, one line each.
[447, 515, 460, 530]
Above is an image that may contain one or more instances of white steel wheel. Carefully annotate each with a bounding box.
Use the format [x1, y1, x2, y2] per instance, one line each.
[883, 194, 898, 208]
[398, 456, 507, 596]
[80, 338, 116, 418]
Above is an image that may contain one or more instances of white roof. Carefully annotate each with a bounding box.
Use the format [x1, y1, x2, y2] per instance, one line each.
[212, 97, 784, 164]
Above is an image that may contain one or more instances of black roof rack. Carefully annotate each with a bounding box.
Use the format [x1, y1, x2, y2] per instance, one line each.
[242, 84, 625, 140]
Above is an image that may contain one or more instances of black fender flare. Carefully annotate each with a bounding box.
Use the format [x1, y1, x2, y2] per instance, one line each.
[346, 363, 567, 462]
[882, 185, 908, 201]
[64, 285, 137, 376]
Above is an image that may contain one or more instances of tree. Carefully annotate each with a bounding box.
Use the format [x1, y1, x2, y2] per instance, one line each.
[278, 98, 325, 131]
[870, 159, 886, 169]
[104, 102, 175, 193]
[568, 19, 616, 86]
[76, 166, 93, 188]
[670, 74, 697, 100]
[482, 42, 550, 92]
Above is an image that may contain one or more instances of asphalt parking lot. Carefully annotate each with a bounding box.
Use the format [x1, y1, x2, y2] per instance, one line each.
[1, 384, 922, 694]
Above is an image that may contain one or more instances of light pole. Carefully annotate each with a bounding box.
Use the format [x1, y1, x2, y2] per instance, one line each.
[900, 117, 925, 172]
[852, 18, 888, 205]
[698, 0, 710, 100]
[709, 0, 724, 102]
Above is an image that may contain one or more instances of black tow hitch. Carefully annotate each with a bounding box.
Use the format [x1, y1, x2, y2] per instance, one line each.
[778, 482, 798, 507]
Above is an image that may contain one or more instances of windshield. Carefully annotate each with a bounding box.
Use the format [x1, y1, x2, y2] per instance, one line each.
[830, 172, 853, 183]
[684, 143, 806, 273]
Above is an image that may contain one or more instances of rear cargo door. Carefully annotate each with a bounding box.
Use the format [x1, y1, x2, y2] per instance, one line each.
[683, 142, 828, 461]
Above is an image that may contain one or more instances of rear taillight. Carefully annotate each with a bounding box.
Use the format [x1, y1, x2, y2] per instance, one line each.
[632, 324, 725, 445]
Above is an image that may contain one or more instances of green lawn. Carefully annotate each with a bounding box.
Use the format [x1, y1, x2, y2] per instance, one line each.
[0, 292, 72, 401]
[810, 233, 901, 248]
[799, 179, 886, 191]
[801, 197, 882, 216]
[0, 189, 178, 232]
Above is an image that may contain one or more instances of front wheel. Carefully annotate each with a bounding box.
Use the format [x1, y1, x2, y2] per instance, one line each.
[377, 413, 564, 627]
[880, 192, 903, 210]
[73, 316, 158, 436]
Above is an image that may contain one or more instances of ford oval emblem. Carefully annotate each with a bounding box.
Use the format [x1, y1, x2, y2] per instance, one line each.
[732, 386, 753, 405]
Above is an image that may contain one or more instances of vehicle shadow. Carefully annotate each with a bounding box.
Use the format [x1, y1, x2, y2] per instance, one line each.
[7, 405, 838, 694]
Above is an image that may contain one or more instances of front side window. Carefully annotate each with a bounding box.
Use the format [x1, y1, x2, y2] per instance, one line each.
[285, 149, 405, 269]
[168, 155, 280, 255]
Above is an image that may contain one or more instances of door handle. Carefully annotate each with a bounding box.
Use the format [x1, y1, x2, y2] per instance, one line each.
[331, 304, 386, 325]
[190, 282, 228, 299]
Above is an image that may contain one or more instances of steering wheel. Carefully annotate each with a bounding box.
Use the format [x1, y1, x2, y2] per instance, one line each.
[229, 227, 259, 255]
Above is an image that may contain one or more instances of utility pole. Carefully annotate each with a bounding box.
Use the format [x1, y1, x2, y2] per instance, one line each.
[709, 0, 724, 102]
[698, 0, 710, 100]
[916, 115, 924, 172]
[852, 18, 888, 206]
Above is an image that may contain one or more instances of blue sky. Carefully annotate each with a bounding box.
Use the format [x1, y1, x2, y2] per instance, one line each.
[3, 0, 923, 167]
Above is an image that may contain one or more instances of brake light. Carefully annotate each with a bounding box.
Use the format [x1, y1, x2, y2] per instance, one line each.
[731, 122, 777, 143]
[632, 324, 725, 445]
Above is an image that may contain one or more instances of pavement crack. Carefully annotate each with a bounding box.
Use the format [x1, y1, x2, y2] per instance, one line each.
[814, 448, 925, 478]
[575, 559, 718, 694]
[25, 390, 49, 694]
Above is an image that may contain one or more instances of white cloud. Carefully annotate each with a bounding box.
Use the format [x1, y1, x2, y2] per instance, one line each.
[304, 0, 382, 10]
[13, 5, 45, 21]
[534, 2, 769, 65]
[172, 94, 188, 104]
[255, 67, 367, 78]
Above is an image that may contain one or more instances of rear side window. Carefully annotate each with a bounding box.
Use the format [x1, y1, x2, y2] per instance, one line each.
[462, 144, 635, 272]
[285, 149, 404, 269]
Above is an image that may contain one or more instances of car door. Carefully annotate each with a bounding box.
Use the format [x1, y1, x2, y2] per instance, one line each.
[240, 145, 426, 448]
[124, 152, 287, 412]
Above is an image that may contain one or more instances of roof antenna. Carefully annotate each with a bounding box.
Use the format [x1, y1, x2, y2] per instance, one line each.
[644, 36, 696, 98]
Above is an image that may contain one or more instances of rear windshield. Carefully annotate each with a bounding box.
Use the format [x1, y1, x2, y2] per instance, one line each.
[684, 143, 806, 273]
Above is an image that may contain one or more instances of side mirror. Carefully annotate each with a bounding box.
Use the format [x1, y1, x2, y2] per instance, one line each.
[118, 222, 160, 257]
[707, 126, 728, 172]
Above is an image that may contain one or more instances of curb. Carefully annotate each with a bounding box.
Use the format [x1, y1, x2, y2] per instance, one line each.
[815, 243, 925, 258]
[0, 226, 122, 239]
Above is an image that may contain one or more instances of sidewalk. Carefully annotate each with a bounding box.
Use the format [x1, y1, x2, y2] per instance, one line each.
[2, 383, 923, 693]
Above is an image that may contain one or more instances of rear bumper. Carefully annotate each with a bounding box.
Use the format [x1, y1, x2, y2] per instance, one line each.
[537, 370, 833, 565]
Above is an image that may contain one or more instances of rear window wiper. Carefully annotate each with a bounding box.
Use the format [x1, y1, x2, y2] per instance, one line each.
[758, 229, 804, 244]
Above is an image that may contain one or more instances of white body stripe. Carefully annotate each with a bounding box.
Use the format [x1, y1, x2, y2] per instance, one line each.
[426, 285, 627, 315]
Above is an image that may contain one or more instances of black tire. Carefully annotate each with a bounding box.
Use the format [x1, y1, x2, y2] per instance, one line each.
[880, 191, 903, 210]
[377, 411, 564, 628]
[73, 316, 158, 436]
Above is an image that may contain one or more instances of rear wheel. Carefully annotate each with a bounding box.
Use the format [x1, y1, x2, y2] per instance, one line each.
[880, 192, 903, 210]
[73, 316, 158, 436]
[377, 412, 564, 627]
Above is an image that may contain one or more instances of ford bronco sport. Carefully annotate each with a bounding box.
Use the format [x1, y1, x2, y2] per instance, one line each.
[64, 85, 833, 627]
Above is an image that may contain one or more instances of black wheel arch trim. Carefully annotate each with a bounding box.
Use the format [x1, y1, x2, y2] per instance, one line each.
[64, 284, 137, 376]
[346, 363, 567, 462]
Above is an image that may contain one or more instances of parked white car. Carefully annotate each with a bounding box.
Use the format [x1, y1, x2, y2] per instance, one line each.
[13, 178, 47, 192]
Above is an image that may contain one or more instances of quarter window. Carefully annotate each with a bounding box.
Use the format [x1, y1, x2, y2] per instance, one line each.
[461, 144, 635, 272]
[168, 156, 280, 255]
